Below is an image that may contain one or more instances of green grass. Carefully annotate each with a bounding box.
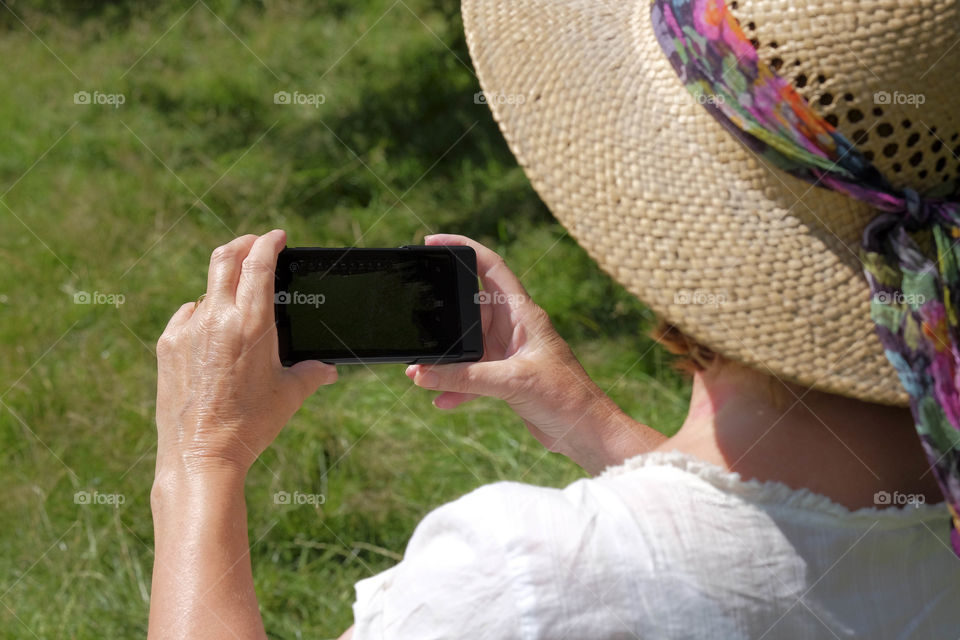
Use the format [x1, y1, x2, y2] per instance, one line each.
[0, 1, 690, 637]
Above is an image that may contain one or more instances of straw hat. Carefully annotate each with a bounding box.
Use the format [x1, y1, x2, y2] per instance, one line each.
[461, 0, 960, 406]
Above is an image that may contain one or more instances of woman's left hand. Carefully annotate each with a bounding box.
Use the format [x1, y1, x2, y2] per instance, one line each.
[154, 230, 338, 480]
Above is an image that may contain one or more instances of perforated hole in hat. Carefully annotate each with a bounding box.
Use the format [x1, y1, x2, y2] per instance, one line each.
[730, 0, 960, 198]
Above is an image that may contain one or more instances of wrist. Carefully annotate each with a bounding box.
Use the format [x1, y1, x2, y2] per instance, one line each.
[590, 402, 640, 466]
[545, 379, 621, 472]
[587, 398, 667, 472]
[560, 380, 660, 474]
[575, 396, 633, 472]
[151, 459, 247, 517]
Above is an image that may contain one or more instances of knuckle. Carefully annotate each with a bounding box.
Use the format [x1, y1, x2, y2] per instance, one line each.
[485, 255, 508, 279]
[451, 367, 471, 390]
[508, 358, 530, 383]
[195, 307, 234, 334]
[156, 332, 177, 357]
[210, 243, 236, 264]
[507, 359, 536, 393]
[241, 256, 272, 276]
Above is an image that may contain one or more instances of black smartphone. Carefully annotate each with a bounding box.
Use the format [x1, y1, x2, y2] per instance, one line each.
[274, 246, 484, 365]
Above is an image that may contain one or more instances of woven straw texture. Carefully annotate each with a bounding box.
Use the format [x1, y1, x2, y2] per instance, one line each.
[462, 0, 960, 406]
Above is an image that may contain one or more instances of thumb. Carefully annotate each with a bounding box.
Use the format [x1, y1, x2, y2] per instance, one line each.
[286, 360, 338, 399]
[408, 360, 515, 399]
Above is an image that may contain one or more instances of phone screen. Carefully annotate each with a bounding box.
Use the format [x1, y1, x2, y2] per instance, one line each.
[275, 247, 483, 364]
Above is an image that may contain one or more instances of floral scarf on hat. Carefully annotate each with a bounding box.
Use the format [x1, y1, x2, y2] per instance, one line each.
[651, 0, 960, 555]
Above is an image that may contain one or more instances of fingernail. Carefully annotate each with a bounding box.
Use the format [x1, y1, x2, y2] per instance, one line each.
[424, 234, 435, 240]
[420, 371, 439, 388]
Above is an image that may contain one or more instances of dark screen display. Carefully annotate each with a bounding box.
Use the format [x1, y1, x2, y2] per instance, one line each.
[277, 250, 462, 359]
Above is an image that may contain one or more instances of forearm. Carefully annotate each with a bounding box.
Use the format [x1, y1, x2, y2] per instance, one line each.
[148, 466, 266, 640]
[593, 398, 669, 471]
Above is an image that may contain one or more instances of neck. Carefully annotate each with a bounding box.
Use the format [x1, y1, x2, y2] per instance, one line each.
[660, 361, 942, 509]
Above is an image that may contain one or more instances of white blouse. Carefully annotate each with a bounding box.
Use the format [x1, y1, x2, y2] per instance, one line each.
[351, 450, 960, 639]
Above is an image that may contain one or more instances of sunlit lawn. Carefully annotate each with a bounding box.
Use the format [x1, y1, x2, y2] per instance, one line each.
[0, 1, 689, 637]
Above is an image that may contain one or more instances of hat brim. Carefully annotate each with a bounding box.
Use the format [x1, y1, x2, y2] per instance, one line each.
[462, 0, 908, 405]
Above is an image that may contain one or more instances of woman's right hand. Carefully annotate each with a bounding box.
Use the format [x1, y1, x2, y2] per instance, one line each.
[406, 234, 666, 474]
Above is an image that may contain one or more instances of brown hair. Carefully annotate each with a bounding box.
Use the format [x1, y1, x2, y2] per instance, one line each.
[650, 317, 797, 408]
[649, 318, 720, 375]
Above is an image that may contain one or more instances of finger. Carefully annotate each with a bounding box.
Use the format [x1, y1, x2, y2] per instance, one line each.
[285, 360, 338, 398]
[406, 366, 481, 408]
[425, 234, 537, 357]
[206, 234, 259, 305]
[424, 234, 531, 306]
[433, 391, 480, 409]
[409, 361, 512, 398]
[236, 229, 286, 322]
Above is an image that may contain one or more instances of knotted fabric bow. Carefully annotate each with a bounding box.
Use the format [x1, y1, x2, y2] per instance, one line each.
[651, 0, 960, 555]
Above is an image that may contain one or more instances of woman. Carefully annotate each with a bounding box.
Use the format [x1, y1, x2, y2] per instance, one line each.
[148, 0, 960, 637]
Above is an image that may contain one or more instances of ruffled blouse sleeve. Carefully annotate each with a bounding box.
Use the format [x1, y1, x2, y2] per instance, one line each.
[350, 478, 631, 640]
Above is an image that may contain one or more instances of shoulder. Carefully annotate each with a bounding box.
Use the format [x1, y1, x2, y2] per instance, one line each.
[351, 467, 717, 640]
[406, 478, 613, 555]
[352, 453, 960, 639]
[414, 451, 722, 537]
